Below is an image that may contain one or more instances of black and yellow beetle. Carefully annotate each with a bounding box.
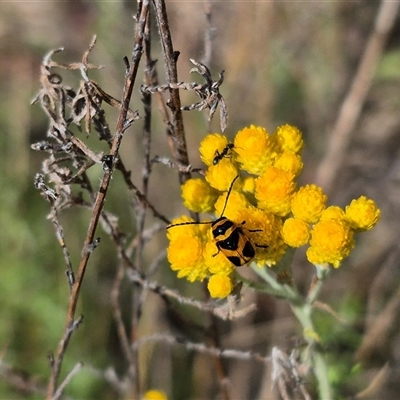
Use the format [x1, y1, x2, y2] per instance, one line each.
[213, 143, 234, 165]
[167, 175, 268, 267]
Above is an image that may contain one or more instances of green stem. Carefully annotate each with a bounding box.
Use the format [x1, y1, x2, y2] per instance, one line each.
[247, 263, 300, 302]
[313, 347, 333, 400]
[291, 303, 333, 400]
[238, 262, 333, 399]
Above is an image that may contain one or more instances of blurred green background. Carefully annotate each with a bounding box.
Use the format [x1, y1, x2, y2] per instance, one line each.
[1, 2, 400, 399]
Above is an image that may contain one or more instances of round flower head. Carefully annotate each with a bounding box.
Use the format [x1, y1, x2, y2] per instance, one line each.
[167, 216, 199, 241]
[214, 189, 249, 221]
[200, 133, 229, 166]
[143, 390, 168, 400]
[274, 151, 303, 177]
[208, 274, 234, 299]
[167, 235, 207, 282]
[345, 196, 380, 231]
[242, 176, 256, 194]
[205, 159, 239, 191]
[204, 240, 236, 276]
[274, 124, 303, 154]
[234, 125, 276, 175]
[291, 184, 327, 223]
[181, 178, 219, 213]
[308, 219, 354, 268]
[255, 166, 296, 216]
[320, 206, 346, 221]
[282, 217, 310, 247]
[237, 206, 286, 266]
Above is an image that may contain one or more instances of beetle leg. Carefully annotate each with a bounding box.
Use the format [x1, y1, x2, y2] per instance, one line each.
[212, 243, 221, 258]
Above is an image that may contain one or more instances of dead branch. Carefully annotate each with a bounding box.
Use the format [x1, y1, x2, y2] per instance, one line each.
[151, 0, 191, 185]
[44, 3, 151, 398]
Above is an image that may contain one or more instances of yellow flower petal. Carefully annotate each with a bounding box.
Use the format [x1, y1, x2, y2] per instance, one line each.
[207, 274, 234, 298]
[167, 216, 200, 241]
[143, 390, 168, 400]
[200, 133, 229, 166]
[234, 125, 276, 175]
[320, 206, 346, 221]
[242, 176, 256, 194]
[238, 207, 286, 267]
[181, 178, 219, 213]
[214, 189, 249, 221]
[274, 124, 303, 154]
[205, 160, 239, 191]
[282, 218, 310, 247]
[291, 184, 327, 223]
[308, 219, 354, 268]
[273, 151, 303, 177]
[167, 235, 208, 281]
[345, 196, 381, 231]
[255, 167, 296, 216]
[204, 240, 235, 275]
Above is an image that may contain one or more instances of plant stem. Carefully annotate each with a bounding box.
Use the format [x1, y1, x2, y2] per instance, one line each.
[249, 264, 300, 302]
[291, 302, 333, 400]
[249, 263, 333, 399]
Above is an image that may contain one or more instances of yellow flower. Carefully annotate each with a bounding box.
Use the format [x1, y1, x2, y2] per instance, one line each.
[214, 189, 249, 221]
[320, 206, 345, 221]
[291, 184, 327, 223]
[255, 166, 296, 216]
[273, 151, 303, 177]
[237, 207, 286, 266]
[205, 159, 239, 191]
[345, 196, 380, 231]
[167, 125, 381, 280]
[274, 124, 303, 154]
[181, 178, 219, 213]
[199, 133, 229, 166]
[307, 219, 354, 268]
[143, 390, 168, 400]
[167, 216, 199, 241]
[234, 125, 276, 175]
[204, 240, 236, 275]
[167, 235, 208, 281]
[282, 218, 310, 247]
[242, 176, 256, 194]
[207, 274, 234, 298]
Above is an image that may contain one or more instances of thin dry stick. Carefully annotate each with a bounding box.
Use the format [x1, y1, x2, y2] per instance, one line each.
[128, 15, 155, 396]
[125, 267, 257, 321]
[52, 363, 83, 400]
[202, 1, 213, 68]
[315, 0, 399, 192]
[45, 3, 150, 398]
[132, 333, 271, 365]
[114, 158, 170, 225]
[111, 261, 136, 377]
[49, 206, 74, 287]
[152, 0, 191, 185]
[202, 1, 215, 134]
[133, 12, 155, 266]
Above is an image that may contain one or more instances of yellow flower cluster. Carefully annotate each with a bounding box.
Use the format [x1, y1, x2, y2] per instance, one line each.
[286, 192, 380, 268]
[167, 125, 380, 297]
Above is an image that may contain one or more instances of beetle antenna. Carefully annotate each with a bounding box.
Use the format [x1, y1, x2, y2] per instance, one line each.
[220, 174, 240, 217]
[166, 221, 211, 229]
